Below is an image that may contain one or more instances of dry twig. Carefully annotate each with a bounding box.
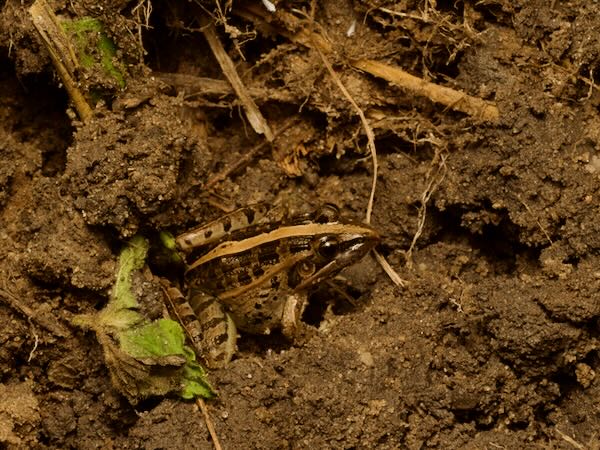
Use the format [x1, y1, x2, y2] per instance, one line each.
[29, 0, 93, 122]
[351, 59, 499, 122]
[155, 72, 297, 105]
[201, 17, 273, 141]
[237, 3, 498, 122]
[197, 399, 223, 450]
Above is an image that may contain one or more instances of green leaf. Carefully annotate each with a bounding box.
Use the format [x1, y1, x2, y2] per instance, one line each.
[119, 319, 215, 399]
[112, 235, 148, 311]
[119, 319, 185, 360]
[159, 231, 177, 250]
[181, 348, 216, 400]
[73, 235, 215, 402]
[62, 17, 126, 88]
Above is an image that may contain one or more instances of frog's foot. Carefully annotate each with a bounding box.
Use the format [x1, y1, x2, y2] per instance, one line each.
[281, 293, 307, 339]
[189, 290, 237, 369]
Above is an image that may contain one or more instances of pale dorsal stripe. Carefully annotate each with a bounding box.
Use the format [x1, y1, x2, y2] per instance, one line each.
[186, 222, 375, 271]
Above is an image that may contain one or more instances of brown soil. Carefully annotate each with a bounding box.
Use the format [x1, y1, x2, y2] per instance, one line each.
[1, 1, 600, 448]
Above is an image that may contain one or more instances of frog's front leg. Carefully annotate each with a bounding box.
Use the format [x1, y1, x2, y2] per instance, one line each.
[281, 293, 307, 339]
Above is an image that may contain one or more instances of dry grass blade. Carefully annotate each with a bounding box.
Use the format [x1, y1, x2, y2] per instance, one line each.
[201, 17, 273, 141]
[373, 250, 406, 287]
[29, 0, 93, 122]
[197, 398, 223, 450]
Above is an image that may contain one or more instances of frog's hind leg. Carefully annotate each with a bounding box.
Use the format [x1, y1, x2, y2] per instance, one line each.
[189, 290, 238, 368]
[162, 284, 205, 351]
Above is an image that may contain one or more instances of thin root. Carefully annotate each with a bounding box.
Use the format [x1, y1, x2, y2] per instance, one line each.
[404, 151, 447, 268]
[0, 282, 69, 338]
[555, 427, 585, 450]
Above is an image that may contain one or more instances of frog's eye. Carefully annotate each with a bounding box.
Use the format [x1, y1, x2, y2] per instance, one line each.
[315, 204, 340, 223]
[296, 260, 315, 277]
[316, 236, 339, 259]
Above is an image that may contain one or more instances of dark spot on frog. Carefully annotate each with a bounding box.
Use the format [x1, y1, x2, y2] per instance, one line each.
[244, 207, 255, 224]
[253, 266, 265, 277]
[237, 270, 252, 285]
[290, 241, 310, 254]
[204, 316, 226, 330]
[204, 229, 213, 239]
[214, 332, 230, 345]
[250, 313, 267, 325]
[270, 277, 281, 289]
[254, 302, 262, 310]
[201, 278, 225, 293]
[258, 246, 280, 265]
[223, 216, 232, 232]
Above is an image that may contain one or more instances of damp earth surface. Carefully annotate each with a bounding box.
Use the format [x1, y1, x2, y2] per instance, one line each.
[1, 1, 600, 448]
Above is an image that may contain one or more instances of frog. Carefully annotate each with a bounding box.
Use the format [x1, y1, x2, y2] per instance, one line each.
[168, 203, 380, 368]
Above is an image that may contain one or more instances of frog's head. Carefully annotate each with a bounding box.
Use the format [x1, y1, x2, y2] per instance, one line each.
[289, 205, 380, 291]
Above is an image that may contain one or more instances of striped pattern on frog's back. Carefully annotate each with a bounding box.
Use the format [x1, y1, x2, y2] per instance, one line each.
[185, 221, 380, 300]
[176, 203, 285, 252]
[186, 234, 314, 300]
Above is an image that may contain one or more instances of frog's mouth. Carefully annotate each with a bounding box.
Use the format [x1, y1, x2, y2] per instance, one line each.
[293, 231, 380, 291]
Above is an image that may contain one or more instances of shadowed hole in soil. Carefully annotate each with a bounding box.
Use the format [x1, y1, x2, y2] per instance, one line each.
[472, 3, 513, 25]
[141, 1, 286, 73]
[374, 133, 441, 160]
[236, 330, 293, 358]
[131, 396, 163, 413]
[0, 54, 73, 176]
[316, 130, 438, 176]
[302, 283, 365, 327]
[434, 205, 543, 272]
